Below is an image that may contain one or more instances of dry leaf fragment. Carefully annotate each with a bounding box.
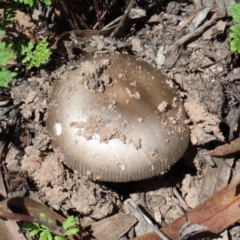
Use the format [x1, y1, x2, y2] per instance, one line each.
[133, 181, 240, 240]
[91, 213, 137, 240]
[176, 11, 199, 31]
[192, 8, 211, 30]
[207, 137, 240, 157]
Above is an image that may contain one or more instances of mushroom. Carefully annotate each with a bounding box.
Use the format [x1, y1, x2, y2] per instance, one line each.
[46, 53, 189, 182]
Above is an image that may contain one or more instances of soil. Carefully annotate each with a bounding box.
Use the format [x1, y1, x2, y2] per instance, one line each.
[1, 0, 240, 239]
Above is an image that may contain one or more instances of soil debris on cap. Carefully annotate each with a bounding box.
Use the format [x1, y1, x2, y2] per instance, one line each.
[158, 101, 168, 113]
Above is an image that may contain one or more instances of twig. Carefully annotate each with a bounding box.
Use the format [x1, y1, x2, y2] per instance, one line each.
[102, 16, 121, 30]
[0, 142, 7, 198]
[127, 199, 170, 240]
[109, 0, 135, 38]
[200, 52, 233, 69]
[94, 0, 118, 29]
[172, 187, 190, 210]
[175, 15, 222, 47]
[93, 0, 103, 29]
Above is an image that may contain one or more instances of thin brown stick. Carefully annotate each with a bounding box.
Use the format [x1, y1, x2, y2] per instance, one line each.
[93, 11, 107, 29]
[109, 0, 135, 38]
[93, 0, 103, 29]
[0, 142, 7, 198]
[175, 15, 222, 46]
[200, 52, 233, 69]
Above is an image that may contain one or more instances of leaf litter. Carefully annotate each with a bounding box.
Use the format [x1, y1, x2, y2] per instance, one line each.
[2, 0, 240, 239]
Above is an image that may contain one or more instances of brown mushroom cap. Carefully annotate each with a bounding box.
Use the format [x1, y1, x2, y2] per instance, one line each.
[46, 53, 189, 182]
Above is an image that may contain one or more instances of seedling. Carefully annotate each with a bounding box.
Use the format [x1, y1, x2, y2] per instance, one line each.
[229, 3, 240, 53]
[21, 37, 52, 69]
[22, 212, 79, 240]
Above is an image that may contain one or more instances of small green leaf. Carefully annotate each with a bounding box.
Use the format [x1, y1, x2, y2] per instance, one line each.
[64, 228, 79, 236]
[48, 218, 53, 224]
[43, 0, 51, 5]
[40, 212, 46, 218]
[21, 41, 34, 56]
[41, 224, 50, 230]
[40, 230, 52, 240]
[14, 0, 33, 7]
[62, 216, 76, 230]
[230, 25, 240, 34]
[30, 229, 40, 236]
[22, 222, 40, 230]
[0, 30, 5, 35]
[0, 68, 17, 87]
[0, 41, 15, 66]
[54, 236, 64, 240]
[229, 3, 240, 24]
[229, 32, 240, 39]
[230, 39, 240, 53]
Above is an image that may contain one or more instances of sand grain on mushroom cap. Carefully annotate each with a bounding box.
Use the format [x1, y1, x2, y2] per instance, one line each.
[46, 53, 189, 182]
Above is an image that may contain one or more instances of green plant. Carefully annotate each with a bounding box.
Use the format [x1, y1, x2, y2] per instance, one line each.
[0, 40, 18, 87]
[21, 37, 52, 69]
[22, 213, 79, 240]
[0, 0, 52, 87]
[229, 3, 240, 53]
[14, 0, 51, 8]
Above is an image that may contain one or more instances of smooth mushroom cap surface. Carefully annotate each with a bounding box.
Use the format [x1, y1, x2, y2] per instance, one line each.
[46, 53, 189, 182]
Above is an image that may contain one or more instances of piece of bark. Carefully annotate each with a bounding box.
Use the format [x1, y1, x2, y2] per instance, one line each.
[91, 213, 137, 240]
[176, 11, 199, 31]
[0, 220, 27, 240]
[133, 181, 240, 240]
[207, 137, 240, 157]
[191, 8, 211, 30]
[164, 46, 182, 69]
[216, 0, 227, 16]
[202, 20, 227, 40]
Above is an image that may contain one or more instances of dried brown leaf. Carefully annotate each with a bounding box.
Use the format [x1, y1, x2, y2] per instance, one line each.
[0, 219, 27, 240]
[133, 181, 240, 240]
[207, 137, 240, 157]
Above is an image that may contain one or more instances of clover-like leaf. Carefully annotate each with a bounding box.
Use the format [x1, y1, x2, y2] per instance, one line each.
[64, 228, 79, 236]
[54, 236, 64, 240]
[40, 230, 53, 240]
[62, 216, 76, 230]
[30, 229, 41, 236]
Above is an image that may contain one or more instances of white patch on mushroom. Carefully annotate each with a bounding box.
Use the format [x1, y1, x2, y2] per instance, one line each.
[117, 163, 125, 171]
[54, 122, 62, 136]
[92, 134, 101, 140]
